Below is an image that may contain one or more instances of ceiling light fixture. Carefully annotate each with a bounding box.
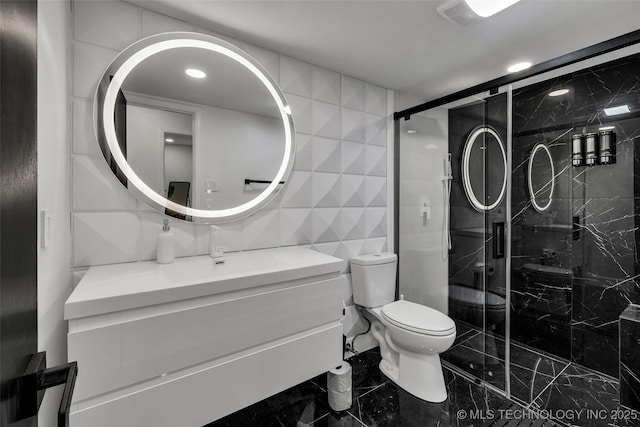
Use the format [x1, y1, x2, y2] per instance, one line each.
[464, 0, 521, 17]
[165, 138, 174, 143]
[185, 68, 206, 79]
[549, 89, 569, 97]
[604, 105, 630, 116]
[407, 130, 417, 134]
[507, 62, 532, 73]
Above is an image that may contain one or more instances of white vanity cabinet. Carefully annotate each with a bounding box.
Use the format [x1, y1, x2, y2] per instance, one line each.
[65, 247, 345, 427]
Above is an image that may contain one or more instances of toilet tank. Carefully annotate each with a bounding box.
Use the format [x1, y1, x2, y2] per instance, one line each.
[350, 253, 397, 307]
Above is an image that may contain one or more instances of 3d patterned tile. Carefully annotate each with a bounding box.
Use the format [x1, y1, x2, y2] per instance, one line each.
[342, 76, 367, 111]
[341, 174, 366, 207]
[280, 171, 312, 208]
[71, 269, 87, 289]
[243, 44, 280, 82]
[312, 101, 341, 139]
[293, 133, 312, 171]
[312, 67, 340, 105]
[339, 274, 354, 306]
[280, 56, 312, 98]
[73, 212, 138, 267]
[311, 241, 340, 258]
[337, 239, 366, 272]
[365, 176, 387, 207]
[366, 208, 387, 238]
[141, 10, 194, 38]
[312, 136, 341, 173]
[73, 41, 118, 99]
[366, 84, 387, 117]
[139, 212, 196, 261]
[342, 108, 366, 143]
[364, 237, 387, 255]
[242, 209, 280, 250]
[73, 0, 139, 51]
[365, 145, 387, 177]
[285, 94, 312, 135]
[341, 141, 366, 175]
[73, 98, 100, 156]
[312, 173, 341, 207]
[365, 114, 387, 147]
[312, 208, 341, 243]
[72, 155, 137, 211]
[280, 208, 312, 246]
[195, 222, 243, 255]
[340, 208, 366, 241]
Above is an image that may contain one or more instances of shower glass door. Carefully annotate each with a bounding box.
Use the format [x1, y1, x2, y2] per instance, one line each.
[455, 91, 509, 393]
[398, 90, 510, 394]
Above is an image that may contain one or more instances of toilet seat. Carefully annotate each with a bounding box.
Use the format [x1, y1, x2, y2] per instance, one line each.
[382, 300, 456, 336]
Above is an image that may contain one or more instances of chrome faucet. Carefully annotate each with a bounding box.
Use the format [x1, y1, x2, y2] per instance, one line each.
[209, 225, 225, 264]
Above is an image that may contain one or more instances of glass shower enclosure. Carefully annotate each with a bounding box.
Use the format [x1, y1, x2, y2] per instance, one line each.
[398, 89, 511, 395]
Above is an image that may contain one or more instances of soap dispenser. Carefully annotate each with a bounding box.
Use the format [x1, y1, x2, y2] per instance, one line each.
[157, 218, 175, 264]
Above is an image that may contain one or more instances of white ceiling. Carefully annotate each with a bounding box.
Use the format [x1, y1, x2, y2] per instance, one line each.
[129, 0, 640, 105]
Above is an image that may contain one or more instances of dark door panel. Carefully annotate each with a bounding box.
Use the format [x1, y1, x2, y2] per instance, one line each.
[0, 1, 38, 426]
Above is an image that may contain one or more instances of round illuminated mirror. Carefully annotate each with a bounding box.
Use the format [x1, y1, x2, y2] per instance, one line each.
[94, 32, 295, 223]
[461, 126, 507, 211]
[528, 143, 554, 212]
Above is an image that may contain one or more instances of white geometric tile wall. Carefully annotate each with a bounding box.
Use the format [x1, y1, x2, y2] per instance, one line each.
[312, 101, 341, 139]
[70, 0, 390, 281]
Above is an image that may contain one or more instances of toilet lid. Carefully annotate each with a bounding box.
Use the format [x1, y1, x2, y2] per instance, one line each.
[382, 300, 456, 336]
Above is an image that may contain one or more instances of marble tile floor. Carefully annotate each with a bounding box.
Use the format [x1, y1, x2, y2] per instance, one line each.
[444, 321, 640, 427]
[207, 348, 557, 427]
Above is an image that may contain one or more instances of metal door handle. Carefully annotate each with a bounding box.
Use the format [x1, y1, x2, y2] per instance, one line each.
[17, 352, 78, 427]
[492, 221, 505, 259]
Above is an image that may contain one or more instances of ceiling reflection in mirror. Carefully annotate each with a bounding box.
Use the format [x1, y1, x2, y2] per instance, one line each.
[528, 143, 554, 212]
[94, 33, 295, 223]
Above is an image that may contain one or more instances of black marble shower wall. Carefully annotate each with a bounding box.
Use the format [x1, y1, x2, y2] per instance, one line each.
[511, 52, 640, 377]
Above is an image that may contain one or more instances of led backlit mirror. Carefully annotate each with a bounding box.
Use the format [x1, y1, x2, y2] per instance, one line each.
[528, 143, 554, 212]
[94, 32, 295, 223]
[461, 126, 507, 211]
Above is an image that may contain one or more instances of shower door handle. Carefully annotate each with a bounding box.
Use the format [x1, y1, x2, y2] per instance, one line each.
[492, 221, 505, 259]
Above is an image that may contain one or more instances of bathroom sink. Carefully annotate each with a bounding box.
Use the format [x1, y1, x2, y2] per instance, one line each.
[65, 246, 344, 319]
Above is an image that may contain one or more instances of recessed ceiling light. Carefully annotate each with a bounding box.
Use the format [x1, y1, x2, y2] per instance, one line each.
[599, 126, 616, 131]
[507, 62, 532, 73]
[185, 68, 206, 79]
[549, 89, 569, 97]
[407, 130, 417, 134]
[165, 138, 174, 143]
[604, 105, 630, 116]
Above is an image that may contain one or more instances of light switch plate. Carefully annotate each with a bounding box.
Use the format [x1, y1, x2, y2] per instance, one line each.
[205, 179, 217, 194]
[41, 210, 51, 248]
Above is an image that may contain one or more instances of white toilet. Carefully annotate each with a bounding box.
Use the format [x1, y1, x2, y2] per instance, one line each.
[350, 253, 456, 403]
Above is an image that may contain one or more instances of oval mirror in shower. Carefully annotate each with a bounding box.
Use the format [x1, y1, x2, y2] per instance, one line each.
[461, 126, 507, 211]
[528, 143, 554, 212]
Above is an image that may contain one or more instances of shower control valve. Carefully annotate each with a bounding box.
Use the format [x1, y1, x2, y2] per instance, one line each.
[420, 196, 431, 220]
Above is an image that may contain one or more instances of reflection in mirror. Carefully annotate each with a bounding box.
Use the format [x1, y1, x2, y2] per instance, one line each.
[461, 126, 507, 211]
[528, 143, 554, 212]
[95, 33, 295, 223]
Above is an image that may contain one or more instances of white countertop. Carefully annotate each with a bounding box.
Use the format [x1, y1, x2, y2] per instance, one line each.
[65, 246, 344, 320]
